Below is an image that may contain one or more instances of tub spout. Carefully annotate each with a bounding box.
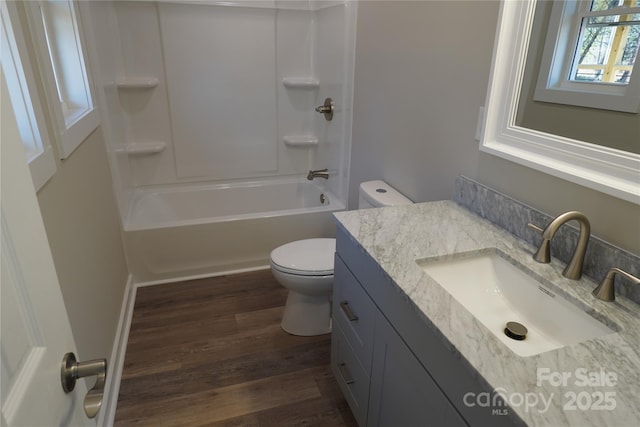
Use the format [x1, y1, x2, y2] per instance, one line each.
[307, 169, 329, 180]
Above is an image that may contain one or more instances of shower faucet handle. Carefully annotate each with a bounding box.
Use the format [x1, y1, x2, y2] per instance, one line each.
[315, 98, 334, 121]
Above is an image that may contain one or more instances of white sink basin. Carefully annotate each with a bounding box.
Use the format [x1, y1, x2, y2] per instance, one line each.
[418, 250, 615, 357]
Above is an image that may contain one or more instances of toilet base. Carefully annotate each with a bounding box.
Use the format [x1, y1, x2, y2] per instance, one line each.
[281, 290, 331, 336]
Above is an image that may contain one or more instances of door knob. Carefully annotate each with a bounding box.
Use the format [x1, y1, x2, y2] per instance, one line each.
[315, 97, 334, 121]
[61, 352, 107, 418]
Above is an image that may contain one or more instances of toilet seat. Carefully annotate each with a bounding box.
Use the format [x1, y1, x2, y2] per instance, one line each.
[270, 238, 335, 276]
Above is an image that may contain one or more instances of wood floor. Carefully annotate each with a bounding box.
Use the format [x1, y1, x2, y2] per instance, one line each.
[114, 269, 357, 426]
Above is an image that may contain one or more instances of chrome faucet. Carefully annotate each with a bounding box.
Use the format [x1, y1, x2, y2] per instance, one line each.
[592, 268, 640, 301]
[527, 211, 591, 280]
[307, 168, 329, 180]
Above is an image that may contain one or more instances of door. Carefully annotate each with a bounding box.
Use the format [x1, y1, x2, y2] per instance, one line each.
[1, 69, 93, 426]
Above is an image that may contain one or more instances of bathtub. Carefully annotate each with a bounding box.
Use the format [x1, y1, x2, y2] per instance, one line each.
[123, 178, 344, 283]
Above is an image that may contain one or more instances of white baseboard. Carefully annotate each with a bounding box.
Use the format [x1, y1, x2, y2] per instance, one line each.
[97, 274, 137, 427]
[134, 264, 270, 288]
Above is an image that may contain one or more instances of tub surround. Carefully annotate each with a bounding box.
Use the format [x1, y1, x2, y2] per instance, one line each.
[333, 201, 640, 425]
[83, 0, 356, 226]
[454, 176, 640, 304]
[82, 0, 357, 285]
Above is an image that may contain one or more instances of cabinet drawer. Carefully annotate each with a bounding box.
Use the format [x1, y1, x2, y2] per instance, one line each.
[331, 323, 370, 427]
[333, 255, 376, 371]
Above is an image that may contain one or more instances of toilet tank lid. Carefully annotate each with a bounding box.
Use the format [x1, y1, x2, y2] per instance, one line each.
[270, 238, 336, 274]
[359, 180, 413, 207]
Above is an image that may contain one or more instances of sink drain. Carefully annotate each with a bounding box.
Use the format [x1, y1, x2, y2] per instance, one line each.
[504, 321, 528, 341]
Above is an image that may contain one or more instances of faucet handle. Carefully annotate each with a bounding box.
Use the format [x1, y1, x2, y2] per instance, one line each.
[592, 267, 640, 302]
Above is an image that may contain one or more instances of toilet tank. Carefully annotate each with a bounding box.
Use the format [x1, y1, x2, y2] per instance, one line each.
[358, 180, 413, 209]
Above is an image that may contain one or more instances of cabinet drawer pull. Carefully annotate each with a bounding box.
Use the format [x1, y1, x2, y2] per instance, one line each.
[338, 362, 355, 385]
[340, 301, 358, 321]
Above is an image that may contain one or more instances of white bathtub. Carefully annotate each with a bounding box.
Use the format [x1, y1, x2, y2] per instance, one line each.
[123, 178, 344, 283]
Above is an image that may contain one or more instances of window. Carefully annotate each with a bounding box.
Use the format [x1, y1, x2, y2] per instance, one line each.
[535, 0, 640, 112]
[26, 0, 99, 158]
[1, 2, 56, 190]
[570, 0, 640, 84]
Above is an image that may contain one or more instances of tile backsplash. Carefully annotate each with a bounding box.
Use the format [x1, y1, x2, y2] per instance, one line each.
[453, 175, 640, 304]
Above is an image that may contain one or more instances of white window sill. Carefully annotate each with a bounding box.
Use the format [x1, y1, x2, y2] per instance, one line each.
[58, 107, 100, 159]
[28, 145, 56, 191]
[534, 85, 640, 113]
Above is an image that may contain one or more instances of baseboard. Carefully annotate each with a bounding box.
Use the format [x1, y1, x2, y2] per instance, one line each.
[134, 264, 270, 288]
[97, 274, 137, 427]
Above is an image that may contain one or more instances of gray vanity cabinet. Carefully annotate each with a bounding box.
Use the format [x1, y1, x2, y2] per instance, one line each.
[367, 309, 466, 427]
[332, 227, 521, 427]
[331, 257, 375, 425]
[331, 255, 465, 426]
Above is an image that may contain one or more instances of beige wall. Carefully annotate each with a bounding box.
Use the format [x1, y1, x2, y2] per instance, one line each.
[36, 126, 129, 362]
[11, 0, 131, 363]
[350, 1, 640, 254]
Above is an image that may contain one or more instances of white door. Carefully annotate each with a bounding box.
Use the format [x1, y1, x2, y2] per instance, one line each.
[1, 70, 94, 426]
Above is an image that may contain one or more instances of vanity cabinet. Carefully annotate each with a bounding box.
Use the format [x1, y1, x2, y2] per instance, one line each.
[367, 309, 466, 426]
[332, 256, 464, 426]
[331, 227, 520, 427]
[331, 257, 375, 425]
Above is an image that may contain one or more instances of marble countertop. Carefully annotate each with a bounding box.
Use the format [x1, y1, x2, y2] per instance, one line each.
[334, 200, 640, 427]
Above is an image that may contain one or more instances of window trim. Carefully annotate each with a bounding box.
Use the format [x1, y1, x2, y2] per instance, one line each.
[25, 0, 99, 159]
[1, 1, 56, 191]
[534, 0, 640, 113]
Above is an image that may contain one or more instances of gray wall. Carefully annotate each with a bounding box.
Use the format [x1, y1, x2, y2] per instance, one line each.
[349, 1, 640, 254]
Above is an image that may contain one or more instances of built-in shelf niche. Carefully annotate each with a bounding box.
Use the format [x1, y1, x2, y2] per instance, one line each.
[116, 77, 160, 89]
[282, 77, 319, 89]
[116, 141, 167, 155]
[283, 135, 318, 147]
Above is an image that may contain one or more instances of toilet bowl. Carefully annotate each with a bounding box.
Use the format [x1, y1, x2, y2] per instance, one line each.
[270, 180, 413, 336]
[271, 238, 335, 336]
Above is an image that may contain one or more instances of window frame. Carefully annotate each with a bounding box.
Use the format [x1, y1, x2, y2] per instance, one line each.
[1, 1, 56, 191]
[534, 0, 640, 113]
[25, 0, 100, 159]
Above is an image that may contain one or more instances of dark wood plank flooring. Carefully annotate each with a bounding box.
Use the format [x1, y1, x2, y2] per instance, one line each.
[114, 269, 357, 426]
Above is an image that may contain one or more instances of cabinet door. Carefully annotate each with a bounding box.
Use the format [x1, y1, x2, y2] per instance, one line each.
[368, 312, 467, 427]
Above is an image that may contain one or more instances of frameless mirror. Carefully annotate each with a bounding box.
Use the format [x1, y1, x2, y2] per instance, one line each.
[480, 0, 640, 204]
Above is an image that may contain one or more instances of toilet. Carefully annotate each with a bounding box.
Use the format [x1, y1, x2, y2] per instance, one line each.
[270, 180, 413, 336]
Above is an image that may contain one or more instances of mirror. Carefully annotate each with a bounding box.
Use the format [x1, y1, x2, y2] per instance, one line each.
[480, 0, 640, 204]
[516, 1, 639, 154]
